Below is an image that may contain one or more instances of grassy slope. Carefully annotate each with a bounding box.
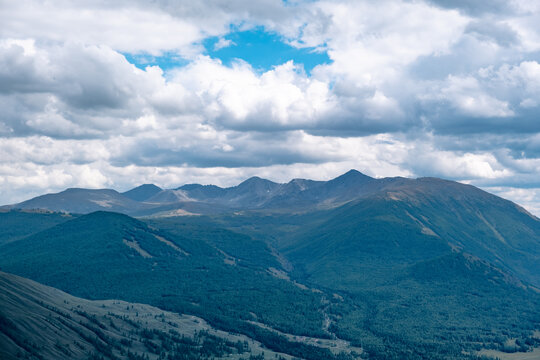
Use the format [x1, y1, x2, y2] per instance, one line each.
[284, 179, 540, 285]
[0, 270, 297, 360]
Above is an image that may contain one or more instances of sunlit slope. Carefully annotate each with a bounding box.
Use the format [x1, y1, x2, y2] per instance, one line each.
[284, 177, 540, 288]
[0, 271, 299, 360]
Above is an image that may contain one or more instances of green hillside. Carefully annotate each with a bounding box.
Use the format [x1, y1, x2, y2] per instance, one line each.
[0, 210, 74, 245]
[0, 211, 360, 360]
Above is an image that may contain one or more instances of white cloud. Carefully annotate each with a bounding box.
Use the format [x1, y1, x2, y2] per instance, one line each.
[1, 1, 207, 57]
[486, 187, 540, 217]
[214, 38, 235, 51]
[0, 0, 540, 214]
[408, 149, 512, 180]
[438, 75, 514, 118]
[307, 0, 469, 83]
[495, 61, 540, 104]
[166, 58, 337, 130]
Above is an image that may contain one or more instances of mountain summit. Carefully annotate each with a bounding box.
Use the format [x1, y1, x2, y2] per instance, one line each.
[122, 184, 163, 201]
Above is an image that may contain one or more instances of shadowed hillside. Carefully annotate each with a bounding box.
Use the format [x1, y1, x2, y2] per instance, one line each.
[0, 271, 299, 360]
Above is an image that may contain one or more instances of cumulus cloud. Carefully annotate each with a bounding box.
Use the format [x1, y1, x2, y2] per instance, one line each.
[2, 1, 204, 57]
[0, 0, 540, 214]
[425, 0, 512, 16]
[465, 21, 520, 47]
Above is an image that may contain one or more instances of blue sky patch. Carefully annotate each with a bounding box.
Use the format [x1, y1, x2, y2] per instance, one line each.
[203, 28, 331, 74]
[123, 28, 331, 75]
[123, 52, 189, 72]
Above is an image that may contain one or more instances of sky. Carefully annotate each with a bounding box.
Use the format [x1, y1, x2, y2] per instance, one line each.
[1, 0, 540, 215]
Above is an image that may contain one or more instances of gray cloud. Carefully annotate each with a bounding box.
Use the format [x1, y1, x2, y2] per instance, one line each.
[0, 0, 540, 214]
[465, 20, 520, 47]
[109, 130, 340, 168]
[425, 0, 512, 16]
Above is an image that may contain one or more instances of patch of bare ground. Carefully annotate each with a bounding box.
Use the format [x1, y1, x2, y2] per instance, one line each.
[247, 320, 363, 358]
[153, 234, 189, 255]
[122, 238, 153, 258]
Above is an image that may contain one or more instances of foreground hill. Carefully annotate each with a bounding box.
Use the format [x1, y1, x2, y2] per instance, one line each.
[0, 211, 306, 328]
[0, 271, 298, 360]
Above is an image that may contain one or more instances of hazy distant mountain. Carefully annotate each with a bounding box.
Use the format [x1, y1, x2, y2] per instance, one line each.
[173, 170, 376, 210]
[176, 183, 227, 199]
[147, 177, 283, 208]
[144, 188, 193, 203]
[2, 170, 393, 214]
[121, 183, 162, 201]
[5, 188, 146, 214]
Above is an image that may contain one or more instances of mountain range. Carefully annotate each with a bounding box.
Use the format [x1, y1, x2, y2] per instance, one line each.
[1, 169, 540, 359]
[2, 170, 438, 215]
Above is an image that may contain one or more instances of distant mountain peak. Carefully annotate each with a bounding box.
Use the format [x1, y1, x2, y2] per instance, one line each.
[239, 176, 273, 183]
[236, 176, 279, 189]
[124, 184, 162, 192]
[139, 184, 161, 189]
[122, 184, 162, 202]
[329, 169, 373, 184]
[343, 169, 371, 177]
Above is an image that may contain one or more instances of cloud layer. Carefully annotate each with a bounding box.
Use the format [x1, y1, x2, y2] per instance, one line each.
[1, 0, 540, 214]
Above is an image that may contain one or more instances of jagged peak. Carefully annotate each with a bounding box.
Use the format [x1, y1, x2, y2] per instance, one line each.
[329, 169, 373, 183]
